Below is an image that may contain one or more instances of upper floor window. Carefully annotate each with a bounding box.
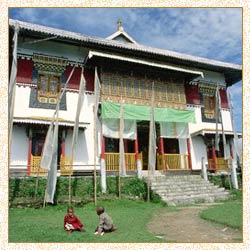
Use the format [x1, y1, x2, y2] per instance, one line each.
[37, 74, 61, 104]
[203, 95, 216, 119]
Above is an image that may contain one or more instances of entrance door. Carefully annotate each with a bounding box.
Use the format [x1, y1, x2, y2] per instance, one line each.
[32, 131, 62, 169]
[137, 121, 149, 170]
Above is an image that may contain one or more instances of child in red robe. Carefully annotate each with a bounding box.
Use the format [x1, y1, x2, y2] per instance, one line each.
[64, 207, 84, 233]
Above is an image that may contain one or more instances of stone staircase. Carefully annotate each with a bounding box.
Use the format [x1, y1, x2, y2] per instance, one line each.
[150, 174, 231, 206]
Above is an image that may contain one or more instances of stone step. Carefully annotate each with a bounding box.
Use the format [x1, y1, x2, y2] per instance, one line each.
[163, 193, 230, 206]
[153, 187, 226, 196]
[153, 175, 203, 180]
[151, 182, 216, 189]
[149, 174, 230, 206]
[162, 191, 230, 201]
[156, 188, 228, 198]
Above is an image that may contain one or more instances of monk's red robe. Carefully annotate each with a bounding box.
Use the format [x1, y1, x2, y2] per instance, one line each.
[64, 215, 83, 231]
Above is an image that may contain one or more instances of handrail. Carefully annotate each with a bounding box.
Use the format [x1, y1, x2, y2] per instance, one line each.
[105, 152, 142, 171]
[157, 153, 189, 170]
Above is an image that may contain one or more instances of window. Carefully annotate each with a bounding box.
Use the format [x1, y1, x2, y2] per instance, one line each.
[37, 74, 60, 104]
[203, 95, 216, 119]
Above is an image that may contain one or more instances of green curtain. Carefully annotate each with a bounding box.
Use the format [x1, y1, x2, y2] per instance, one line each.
[101, 101, 196, 123]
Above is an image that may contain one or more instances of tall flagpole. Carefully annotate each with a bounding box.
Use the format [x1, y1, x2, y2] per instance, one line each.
[228, 89, 239, 189]
[41, 66, 76, 207]
[93, 67, 101, 205]
[70, 67, 85, 205]
[147, 82, 155, 202]
[9, 25, 19, 161]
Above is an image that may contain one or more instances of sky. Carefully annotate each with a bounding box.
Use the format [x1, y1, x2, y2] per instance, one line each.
[9, 8, 242, 132]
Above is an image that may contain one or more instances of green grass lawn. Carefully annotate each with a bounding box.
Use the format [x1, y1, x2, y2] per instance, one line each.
[9, 199, 168, 243]
[200, 191, 243, 229]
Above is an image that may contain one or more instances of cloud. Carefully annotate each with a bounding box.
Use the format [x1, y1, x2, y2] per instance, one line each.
[9, 8, 242, 65]
[9, 8, 242, 131]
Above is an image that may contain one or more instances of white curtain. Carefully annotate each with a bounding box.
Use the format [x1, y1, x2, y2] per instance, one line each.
[102, 118, 136, 140]
[160, 122, 189, 138]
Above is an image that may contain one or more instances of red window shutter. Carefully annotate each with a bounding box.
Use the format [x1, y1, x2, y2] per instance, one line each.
[65, 66, 82, 89]
[220, 89, 229, 108]
[185, 84, 200, 104]
[84, 68, 94, 91]
[16, 59, 33, 83]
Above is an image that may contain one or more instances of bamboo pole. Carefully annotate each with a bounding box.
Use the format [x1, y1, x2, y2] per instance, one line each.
[93, 106, 97, 205]
[147, 82, 155, 202]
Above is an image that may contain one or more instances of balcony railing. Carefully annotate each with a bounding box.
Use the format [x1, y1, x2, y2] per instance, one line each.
[208, 157, 232, 171]
[157, 153, 189, 170]
[105, 153, 143, 171]
[29, 155, 73, 176]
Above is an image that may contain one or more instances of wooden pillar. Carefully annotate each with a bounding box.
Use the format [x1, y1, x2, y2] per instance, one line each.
[187, 138, 192, 170]
[61, 130, 65, 157]
[229, 140, 234, 159]
[160, 137, 166, 170]
[212, 145, 217, 173]
[101, 136, 105, 159]
[124, 139, 128, 153]
[27, 128, 32, 176]
[134, 138, 139, 161]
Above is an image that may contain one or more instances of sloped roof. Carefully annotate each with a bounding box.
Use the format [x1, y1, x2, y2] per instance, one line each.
[9, 19, 242, 85]
[106, 22, 137, 44]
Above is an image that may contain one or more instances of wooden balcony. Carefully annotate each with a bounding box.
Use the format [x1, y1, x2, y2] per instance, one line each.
[105, 152, 143, 171]
[208, 157, 232, 171]
[157, 153, 190, 170]
[29, 155, 73, 176]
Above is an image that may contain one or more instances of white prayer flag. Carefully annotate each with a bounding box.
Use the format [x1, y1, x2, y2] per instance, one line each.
[94, 67, 101, 118]
[160, 122, 189, 138]
[102, 118, 136, 140]
[9, 25, 19, 145]
[45, 112, 59, 203]
[148, 84, 156, 176]
[119, 102, 126, 176]
[71, 68, 86, 155]
[40, 119, 54, 169]
[215, 86, 220, 151]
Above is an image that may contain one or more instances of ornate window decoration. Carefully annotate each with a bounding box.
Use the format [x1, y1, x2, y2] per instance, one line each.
[199, 84, 216, 120]
[101, 71, 186, 109]
[33, 54, 68, 104]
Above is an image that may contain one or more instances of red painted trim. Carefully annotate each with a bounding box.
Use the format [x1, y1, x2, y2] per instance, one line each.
[134, 138, 139, 161]
[212, 146, 217, 172]
[185, 84, 200, 105]
[101, 136, 105, 159]
[187, 138, 192, 170]
[16, 59, 33, 83]
[124, 139, 128, 153]
[61, 139, 65, 157]
[160, 137, 166, 170]
[27, 136, 32, 176]
[229, 141, 234, 159]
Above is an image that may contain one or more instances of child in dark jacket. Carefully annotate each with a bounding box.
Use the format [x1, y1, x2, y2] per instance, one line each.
[94, 206, 117, 236]
[64, 207, 84, 233]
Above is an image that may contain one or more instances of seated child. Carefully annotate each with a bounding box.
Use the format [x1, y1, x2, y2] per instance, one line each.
[64, 207, 84, 233]
[94, 206, 117, 236]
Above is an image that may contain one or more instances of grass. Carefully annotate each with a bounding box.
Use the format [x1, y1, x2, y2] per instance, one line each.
[9, 199, 168, 243]
[200, 190, 243, 229]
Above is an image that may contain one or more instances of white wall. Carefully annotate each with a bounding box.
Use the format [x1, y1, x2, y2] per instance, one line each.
[63, 94, 102, 170]
[18, 39, 88, 63]
[14, 86, 94, 124]
[190, 136, 207, 170]
[178, 138, 187, 154]
[10, 126, 28, 168]
[188, 106, 233, 134]
[192, 69, 226, 85]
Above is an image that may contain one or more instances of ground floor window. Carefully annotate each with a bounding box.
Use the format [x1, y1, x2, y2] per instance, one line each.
[163, 138, 179, 154]
[31, 130, 62, 169]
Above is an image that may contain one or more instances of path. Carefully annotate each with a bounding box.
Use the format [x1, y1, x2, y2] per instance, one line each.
[147, 203, 242, 243]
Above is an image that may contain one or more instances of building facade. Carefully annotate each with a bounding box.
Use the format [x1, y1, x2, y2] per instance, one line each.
[9, 19, 242, 177]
